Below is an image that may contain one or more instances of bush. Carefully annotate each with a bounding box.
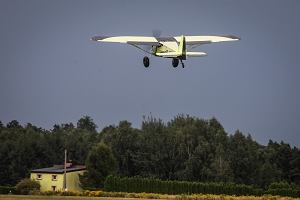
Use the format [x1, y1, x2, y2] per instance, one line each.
[0, 186, 16, 194]
[268, 182, 291, 190]
[15, 178, 40, 195]
[266, 182, 300, 197]
[104, 176, 264, 196]
[40, 190, 60, 196]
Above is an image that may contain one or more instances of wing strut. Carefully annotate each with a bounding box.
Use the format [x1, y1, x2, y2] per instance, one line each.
[129, 44, 154, 55]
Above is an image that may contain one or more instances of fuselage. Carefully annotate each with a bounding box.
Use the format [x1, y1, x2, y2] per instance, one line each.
[153, 35, 186, 60]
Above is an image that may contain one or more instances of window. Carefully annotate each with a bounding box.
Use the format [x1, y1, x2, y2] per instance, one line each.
[52, 175, 57, 181]
[36, 174, 42, 180]
[51, 186, 56, 191]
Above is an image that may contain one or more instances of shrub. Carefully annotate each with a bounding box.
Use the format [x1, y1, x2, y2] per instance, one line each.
[0, 186, 16, 194]
[15, 178, 40, 195]
[266, 182, 300, 197]
[41, 190, 60, 196]
[104, 176, 263, 196]
[40, 190, 82, 196]
[60, 190, 81, 196]
[268, 182, 291, 190]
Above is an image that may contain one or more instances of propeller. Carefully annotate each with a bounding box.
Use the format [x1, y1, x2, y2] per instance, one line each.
[143, 30, 162, 54]
[152, 29, 162, 38]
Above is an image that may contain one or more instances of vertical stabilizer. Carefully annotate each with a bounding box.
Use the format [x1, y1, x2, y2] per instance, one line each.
[178, 35, 186, 60]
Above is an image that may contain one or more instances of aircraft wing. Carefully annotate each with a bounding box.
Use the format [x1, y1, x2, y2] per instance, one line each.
[179, 35, 240, 44]
[91, 36, 160, 46]
[180, 35, 240, 50]
[91, 35, 240, 44]
[91, 35, 240, 52]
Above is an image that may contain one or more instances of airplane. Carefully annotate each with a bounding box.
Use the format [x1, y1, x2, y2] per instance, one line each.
[91, 34, 240, 68]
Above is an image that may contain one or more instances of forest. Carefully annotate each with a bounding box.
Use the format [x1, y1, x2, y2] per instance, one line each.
[0, 115, 299, 190]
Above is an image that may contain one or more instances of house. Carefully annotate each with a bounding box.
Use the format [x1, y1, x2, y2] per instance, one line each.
[30, 163, 86, 192]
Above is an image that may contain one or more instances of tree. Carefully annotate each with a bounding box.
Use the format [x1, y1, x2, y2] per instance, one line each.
[64, 128, 94, 164]
[99, 121, 143, 177]
[228, 131, 261, 185]
[140, 116, 171, 179]
[81, 142, 116, 188]
[77, 116, 98, 133]
[290, 147, 300, 184]
[6, 120, 22, 129]
[1, 114, 300, 189]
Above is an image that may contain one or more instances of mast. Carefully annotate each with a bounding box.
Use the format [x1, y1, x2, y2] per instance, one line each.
[63, 149, 67, 191]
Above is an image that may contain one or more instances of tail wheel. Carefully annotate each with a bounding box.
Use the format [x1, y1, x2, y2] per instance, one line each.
[143, 56, 150, 68]
[172, 58, 179, 68]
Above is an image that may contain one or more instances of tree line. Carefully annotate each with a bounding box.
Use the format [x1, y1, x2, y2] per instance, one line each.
[0, 115, 299, 190]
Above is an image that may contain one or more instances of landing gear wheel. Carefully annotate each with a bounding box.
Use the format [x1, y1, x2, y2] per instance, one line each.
[143, 56, 150, 68]
[172, 58, 179, 68]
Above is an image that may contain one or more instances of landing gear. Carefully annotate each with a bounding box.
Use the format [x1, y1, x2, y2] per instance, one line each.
[172, 58, 179, 68]
[172, 58, 185, 68]
[180, 59, 185, 68]
[143, 56, 185, 68]
[143, 56, 150, 68]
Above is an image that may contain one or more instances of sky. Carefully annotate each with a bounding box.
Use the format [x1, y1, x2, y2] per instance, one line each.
[0, 0, 300, 147]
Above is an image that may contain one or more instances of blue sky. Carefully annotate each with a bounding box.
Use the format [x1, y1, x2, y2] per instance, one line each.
[0, 0, 300, 147]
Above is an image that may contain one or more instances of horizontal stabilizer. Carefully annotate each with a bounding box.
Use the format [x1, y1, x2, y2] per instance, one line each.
[156, 52, 180, 58]
[186, 52, 207, 57]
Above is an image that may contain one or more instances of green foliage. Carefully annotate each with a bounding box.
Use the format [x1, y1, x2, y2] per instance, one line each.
[81, 142, 117, 188]
[104, 176, 264, 196]
[268, 182, 292, 190]
[6, 120, 22, 129]
[77, 115, 98, 132]
[15, 178, 40, 194]
[40, 190, 81, 196]
[266, 182, 300, 197]
[0, 118, 96, 185]
[0, 185, 16, 194]
[0, 115, 300, 195]
[100, 121, 142, 177]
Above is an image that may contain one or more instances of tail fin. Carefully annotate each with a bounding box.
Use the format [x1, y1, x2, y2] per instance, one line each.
[178, 35, 186, 60]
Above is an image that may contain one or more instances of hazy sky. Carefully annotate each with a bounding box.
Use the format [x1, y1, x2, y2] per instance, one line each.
[1, 0, 300, 147]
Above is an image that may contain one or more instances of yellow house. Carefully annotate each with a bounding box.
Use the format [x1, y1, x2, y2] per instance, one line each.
[30, 163, 86, 192]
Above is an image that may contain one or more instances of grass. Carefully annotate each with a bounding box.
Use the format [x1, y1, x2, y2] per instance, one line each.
[1, 194, 300, 200]
[1, 195, 145, 200]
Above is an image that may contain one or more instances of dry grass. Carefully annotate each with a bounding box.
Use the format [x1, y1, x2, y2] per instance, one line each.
[0, 194, 299, 200]
[1, 195, 146, 200]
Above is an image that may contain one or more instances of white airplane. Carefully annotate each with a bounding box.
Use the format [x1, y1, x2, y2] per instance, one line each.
[91, 34, 240, 68]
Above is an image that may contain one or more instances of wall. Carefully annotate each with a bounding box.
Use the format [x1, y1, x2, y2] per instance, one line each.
[30, 170, 85, 192]
[30, 173, 63, 192]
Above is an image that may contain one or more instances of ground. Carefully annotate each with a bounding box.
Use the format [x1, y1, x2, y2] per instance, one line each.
[1, 195, 300, 200]
[0, 196, 140, 200]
